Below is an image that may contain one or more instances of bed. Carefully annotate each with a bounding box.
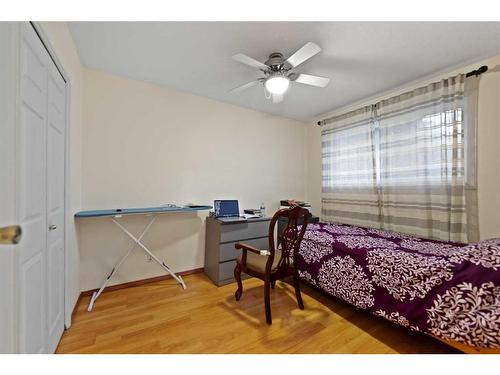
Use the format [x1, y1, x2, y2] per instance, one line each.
[296, 222, 500, 353]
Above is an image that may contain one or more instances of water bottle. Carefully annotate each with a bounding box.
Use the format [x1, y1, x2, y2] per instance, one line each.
[260, 202, 266, 217]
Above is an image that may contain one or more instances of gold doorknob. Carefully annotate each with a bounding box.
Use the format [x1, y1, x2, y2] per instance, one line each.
[0, 225, 22, 245]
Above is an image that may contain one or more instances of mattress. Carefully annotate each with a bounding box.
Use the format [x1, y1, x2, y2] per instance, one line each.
[296, 222, 500, 349]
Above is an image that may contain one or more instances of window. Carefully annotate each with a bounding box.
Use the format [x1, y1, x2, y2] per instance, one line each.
[321, 74, 478, 242]
[378, 108, 465, 188]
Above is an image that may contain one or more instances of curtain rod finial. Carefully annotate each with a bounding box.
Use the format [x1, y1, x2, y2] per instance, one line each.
[466, 65, 488, 77]
[478, 65, 488, 74]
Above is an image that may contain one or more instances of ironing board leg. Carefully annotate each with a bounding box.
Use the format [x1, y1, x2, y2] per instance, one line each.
[87, 246, 133, 312]
[87, 215, 157, 311]
[135, 241, 186, 289]
[112, 216, 187, 289]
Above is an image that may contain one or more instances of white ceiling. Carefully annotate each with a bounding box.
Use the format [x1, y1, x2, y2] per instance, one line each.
[68, 22, 500, 122]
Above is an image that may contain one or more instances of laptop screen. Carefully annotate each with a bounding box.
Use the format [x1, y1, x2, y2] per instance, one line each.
[214, 200, 239, 217]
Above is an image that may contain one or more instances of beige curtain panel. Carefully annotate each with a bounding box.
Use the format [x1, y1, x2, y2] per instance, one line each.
[321, 74, 479, 243]
[321, 106, 381, 229]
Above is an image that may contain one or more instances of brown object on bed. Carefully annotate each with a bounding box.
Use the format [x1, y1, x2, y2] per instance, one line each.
[233, 206, 309, 325]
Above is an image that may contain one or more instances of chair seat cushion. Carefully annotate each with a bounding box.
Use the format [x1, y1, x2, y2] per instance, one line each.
[238, 249, 283, 273]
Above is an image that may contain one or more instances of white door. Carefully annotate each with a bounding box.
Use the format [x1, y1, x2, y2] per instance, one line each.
[0, 22, 18, 354]
[17, 22, 66, 354]
[18, 22, 49, 354]
[46, 58, 66, 353]
[47, 58, 66, 352]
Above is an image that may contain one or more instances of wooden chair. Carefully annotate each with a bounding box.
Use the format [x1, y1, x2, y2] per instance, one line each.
[233, 206, 310, 325]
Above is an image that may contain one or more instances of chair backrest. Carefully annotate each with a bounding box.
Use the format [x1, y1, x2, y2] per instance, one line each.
[266, 206, 310, 272]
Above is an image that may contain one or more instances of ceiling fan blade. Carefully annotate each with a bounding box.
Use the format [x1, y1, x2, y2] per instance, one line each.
[286, 42, 321, 68]
[294, 73, 330, 88]
[232, 53, 269, 70]
[272, 93, 284, 103]
[230, 80, 261, 93]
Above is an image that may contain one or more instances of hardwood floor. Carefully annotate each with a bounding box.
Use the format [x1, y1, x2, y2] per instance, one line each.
[56, 273, 459, 354]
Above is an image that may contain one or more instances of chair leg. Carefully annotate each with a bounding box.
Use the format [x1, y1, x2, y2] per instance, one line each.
[234, 263, 243, 301]
[270, 279, 276, 289]
[293, 271, 304, 310]
[264, 279, 272, 325]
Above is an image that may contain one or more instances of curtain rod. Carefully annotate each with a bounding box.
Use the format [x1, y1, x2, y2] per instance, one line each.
[317, 65, 489, 126]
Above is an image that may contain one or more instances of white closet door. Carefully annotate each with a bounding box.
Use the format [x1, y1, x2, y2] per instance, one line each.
[0, 22, 17, 354]
[18, 22, 49, 354]
[18, 22, 66, 354]
[46, 60, 66, 353]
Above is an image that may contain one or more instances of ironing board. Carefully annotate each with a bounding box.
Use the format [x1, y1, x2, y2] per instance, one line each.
[75, 205, 212, 311]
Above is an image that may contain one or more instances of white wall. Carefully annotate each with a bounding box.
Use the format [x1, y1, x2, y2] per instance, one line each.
[306, 124, 322, 217]
[38, 22, 84, 320]
[306, 55, 500, 241]
[80, 68, 307, 291]
[476, 63, 500, 240]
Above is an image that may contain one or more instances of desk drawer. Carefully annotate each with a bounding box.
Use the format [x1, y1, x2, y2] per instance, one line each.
[218, 265, 250, 286]
[219, 236, 268, 262]
[220, 220, 269, 243]
[218, 260, 252, 283]
[219, 260, 238, 282]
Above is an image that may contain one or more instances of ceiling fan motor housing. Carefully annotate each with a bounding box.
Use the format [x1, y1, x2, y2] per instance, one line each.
[265, 52, 288, 71]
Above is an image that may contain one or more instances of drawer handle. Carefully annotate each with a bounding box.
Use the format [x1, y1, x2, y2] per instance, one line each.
[49, 225, 57, 231]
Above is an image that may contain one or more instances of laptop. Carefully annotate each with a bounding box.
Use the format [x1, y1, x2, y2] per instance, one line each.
[214, 200, 245, 222]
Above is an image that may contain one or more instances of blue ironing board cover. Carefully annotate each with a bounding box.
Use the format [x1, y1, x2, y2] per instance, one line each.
[75, 205, 212, 218]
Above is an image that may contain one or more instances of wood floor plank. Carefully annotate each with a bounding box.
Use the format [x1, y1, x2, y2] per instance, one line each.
[56, 273, 459, 354]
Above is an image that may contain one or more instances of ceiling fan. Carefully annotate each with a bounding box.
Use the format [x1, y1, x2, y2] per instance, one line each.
[230, 42, 330, 103]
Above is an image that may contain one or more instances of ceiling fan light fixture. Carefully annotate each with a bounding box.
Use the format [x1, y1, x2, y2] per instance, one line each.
[265, 76, 290, 95]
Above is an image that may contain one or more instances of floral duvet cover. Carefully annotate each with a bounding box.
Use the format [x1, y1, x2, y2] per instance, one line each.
[296, 222, 500, 349]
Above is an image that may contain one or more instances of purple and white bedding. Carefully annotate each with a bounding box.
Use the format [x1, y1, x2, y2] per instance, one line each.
[296, 222, 500, 349]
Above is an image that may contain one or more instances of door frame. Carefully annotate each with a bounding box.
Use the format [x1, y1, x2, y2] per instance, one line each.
[24, 22, 74, 331]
